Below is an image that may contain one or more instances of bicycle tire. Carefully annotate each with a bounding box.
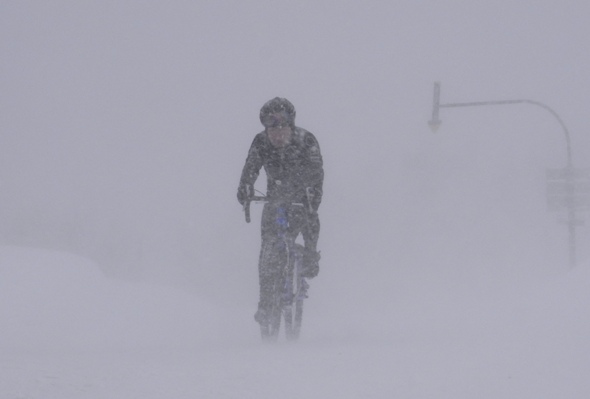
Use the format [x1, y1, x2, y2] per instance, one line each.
[260, 299, 282, 341]
[260, 272, 283, 341]
[260, 240, 287, 342]
[291, 296, 304, 340]
[267, 303, 282, 341]
[286, 245, 307, 341]
[260, 279, 305, 341]
[258, 236, 309, 342]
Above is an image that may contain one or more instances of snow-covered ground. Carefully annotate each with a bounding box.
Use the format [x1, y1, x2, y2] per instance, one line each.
[1, 245, 589, 398]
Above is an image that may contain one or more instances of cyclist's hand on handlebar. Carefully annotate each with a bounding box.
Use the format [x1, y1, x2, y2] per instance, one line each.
[237, 184, 252, 205]
[302, 249, 320, 278]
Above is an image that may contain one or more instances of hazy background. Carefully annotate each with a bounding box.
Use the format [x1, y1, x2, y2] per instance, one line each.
[2, 1, 590, 308]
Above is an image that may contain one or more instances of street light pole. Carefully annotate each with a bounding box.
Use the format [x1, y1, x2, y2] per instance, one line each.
[429, 82, 581, 268]
[429, 82, 572, 167]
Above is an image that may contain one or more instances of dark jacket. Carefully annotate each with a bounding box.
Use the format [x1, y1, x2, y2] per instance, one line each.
[238, 127, 324, 211]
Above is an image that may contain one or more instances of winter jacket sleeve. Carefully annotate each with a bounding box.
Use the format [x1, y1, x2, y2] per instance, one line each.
[301, 131, 324, 212]
[237, 134, 264, 204]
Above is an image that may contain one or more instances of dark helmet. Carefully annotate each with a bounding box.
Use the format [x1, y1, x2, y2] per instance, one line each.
[259, 97, 296, 128]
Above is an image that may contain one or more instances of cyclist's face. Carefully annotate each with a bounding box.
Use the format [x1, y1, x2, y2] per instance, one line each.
[267, 124, 292, 148]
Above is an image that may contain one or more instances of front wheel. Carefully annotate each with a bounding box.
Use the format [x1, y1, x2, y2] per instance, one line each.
[258, 242, 309, 342]
[285, 246, 308, 341]
[285, 299, 304, 341]
[260, 304, 281, 341]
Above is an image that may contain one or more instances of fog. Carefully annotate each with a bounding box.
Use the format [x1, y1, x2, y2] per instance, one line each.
[2, 1, 590, 396]
[4, 1, 588, 292]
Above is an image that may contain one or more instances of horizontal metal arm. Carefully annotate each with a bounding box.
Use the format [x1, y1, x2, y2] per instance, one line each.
[440, 98, 572, 167]
[430, 82, 572, 168]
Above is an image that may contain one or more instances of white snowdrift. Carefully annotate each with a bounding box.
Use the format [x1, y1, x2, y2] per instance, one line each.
[0, 246, 221, 353]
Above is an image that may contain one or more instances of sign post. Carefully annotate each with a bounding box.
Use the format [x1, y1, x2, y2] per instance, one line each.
[546, 168, 590, 267]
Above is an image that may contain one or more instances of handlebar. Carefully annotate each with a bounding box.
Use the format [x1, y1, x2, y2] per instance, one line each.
[242, 186, 316, 223]
[243, 195, 307, 223]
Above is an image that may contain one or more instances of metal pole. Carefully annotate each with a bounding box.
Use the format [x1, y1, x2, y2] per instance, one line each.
[428, 82, 441, 132]
[437, 99, 572, 168]
[430, 82, 578, 267]
[568, 206, 577, 268]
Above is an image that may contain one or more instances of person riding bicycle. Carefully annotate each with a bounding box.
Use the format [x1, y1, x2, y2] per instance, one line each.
[237, 97, 324, 325]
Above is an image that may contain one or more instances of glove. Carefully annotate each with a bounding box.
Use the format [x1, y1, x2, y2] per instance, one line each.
[304, 187, 322, 214]
[237, 184, 252, 205]
[301, 249, 320, 278]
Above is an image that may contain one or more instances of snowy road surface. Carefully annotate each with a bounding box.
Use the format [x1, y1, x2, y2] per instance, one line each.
[1, 246, 589, 398]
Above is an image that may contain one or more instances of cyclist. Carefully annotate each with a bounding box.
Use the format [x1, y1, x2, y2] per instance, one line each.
[237, 97, 324, 325]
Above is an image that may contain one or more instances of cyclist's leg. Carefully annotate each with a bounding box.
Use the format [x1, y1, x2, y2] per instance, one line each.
[286, 205, 319, 250]
[301, 210, 320, 252]
[258, 244, 285, 340]
[256, 240, 281, 324]
[255, 203, 282, 326]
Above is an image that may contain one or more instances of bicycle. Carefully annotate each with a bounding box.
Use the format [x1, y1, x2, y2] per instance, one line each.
[244, 193, 312, 341]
